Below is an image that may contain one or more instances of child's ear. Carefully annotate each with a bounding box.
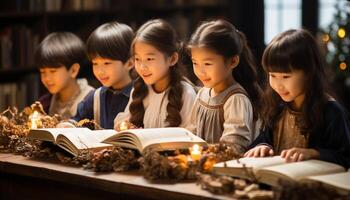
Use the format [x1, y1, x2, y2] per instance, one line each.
[69, 63, 80, 78]
[230, 55, 240, 69]
[169, 52, 179, 67]
[124, 57, 134, 71]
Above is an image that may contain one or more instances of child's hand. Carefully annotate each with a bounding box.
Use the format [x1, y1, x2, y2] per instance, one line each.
[244, 145, 274, 157]
[114, 121, 138, 131]
[281, 148, 320, 162]
[56, 121, 76, 128]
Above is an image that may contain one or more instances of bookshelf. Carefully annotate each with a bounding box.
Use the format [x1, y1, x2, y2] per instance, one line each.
[0, 0, 265, 111]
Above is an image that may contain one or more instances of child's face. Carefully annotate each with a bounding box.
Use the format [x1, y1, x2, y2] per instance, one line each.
[92, 57, 131, 89]
[191, 47, 236, 93]
[39, 66, 73, 94]
[134, 41, 175, 91]
[269, 70, 307, 109]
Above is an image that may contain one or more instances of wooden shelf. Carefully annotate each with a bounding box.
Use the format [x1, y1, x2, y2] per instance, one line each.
[0, 67, 37, 79]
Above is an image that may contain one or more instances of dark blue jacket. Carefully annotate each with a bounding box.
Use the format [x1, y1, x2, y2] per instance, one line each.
[250, 101, 350, 169]
[72, 83, 132, 129]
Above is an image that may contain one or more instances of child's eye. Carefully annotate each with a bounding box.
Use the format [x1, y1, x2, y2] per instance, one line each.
[104, 62, 112, 65]
[49, 70, 57, 73]
[147, 58, 154, 61]
[134, 58, 140, 61]
[269, 74, 276, 78]
[204, 63, 212, 66]
[282, 75, 291, 79]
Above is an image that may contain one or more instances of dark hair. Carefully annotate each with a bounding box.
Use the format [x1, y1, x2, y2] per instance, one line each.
[87, 21, 134, 63]
[187, 19, 263, 120]
[129, 19, 184, 128]
[261, 29, 331, 132]
[35, 32, 88, 69]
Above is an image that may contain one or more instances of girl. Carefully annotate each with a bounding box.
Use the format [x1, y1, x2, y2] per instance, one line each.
[114, 19, 196, 130]
[244, 29, 350, 169]
[187, 19, 263, 155]
[60, 22, 135, 129]
[36, 32, 94, 119]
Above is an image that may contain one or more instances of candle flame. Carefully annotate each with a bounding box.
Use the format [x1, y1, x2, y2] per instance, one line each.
[190, 144, 202, 161]
[119, 121, 128, 131]
[192, 144, 200, 152]
[30, 110, 40, 129]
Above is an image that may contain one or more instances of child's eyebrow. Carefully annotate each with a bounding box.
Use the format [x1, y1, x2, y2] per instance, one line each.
[202, 58, 215, 61]
[191, 57, 215, 61]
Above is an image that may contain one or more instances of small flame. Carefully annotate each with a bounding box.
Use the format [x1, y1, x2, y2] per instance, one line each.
[119, 121, 128, 131]
[30, 110, 40, 129]
[190, 144, 202, 161]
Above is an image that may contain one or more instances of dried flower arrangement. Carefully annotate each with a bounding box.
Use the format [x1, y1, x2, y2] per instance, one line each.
[198, 174, 273, 199]
[83, 147, 139, 172]
[273, 179, 350, 200]
[0, 103, 59, 154]
[138, 143, 240, 180]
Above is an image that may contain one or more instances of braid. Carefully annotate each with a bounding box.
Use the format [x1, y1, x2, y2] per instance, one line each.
[129, 77, 148, 127]
[165, 67, 183, 127]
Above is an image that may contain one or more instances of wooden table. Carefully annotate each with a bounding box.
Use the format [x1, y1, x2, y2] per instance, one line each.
[0, 153, 233, 200]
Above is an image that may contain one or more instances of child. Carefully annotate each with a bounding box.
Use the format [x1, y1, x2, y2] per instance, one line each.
[65, 22, 134, 129]
[114, 19, 197, 130]
[186, 19, 263, 155]
[244, 29, 350, 169]
[36, 32, 94, 119]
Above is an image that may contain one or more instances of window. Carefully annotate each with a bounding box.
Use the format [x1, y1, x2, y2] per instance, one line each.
[319, 0, 340, 30]
[264, 0, 302, 44]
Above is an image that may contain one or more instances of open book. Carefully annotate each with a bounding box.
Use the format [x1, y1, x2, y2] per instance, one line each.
[213, 156, 348, 192]
[102, 127, 207, 154]
[28, 127, 207, 156]
[27, 128, 116, 156]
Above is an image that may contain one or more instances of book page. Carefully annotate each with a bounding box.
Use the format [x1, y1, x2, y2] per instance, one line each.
[259, 160, 345, 181]
[125, 128, 204, 148]
[302, 171, 350, 192]
[28, 128, 84, 142]
[56, 128, 113, 150]
[214, 156, 286, 172]
[91, 129, 117, 141]
[102, 127, 206, 153]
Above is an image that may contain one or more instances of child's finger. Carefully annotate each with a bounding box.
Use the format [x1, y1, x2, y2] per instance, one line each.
[253, 148, 261, 157]
[285, 149, 296, 162]
[243, 150, 250, 157]
[269, 149, 274, 156]
[297, 153, 304, 162]
[291, 152, 299, 162]
[280, 150, 287, 158]
[260, 148, 266, 157]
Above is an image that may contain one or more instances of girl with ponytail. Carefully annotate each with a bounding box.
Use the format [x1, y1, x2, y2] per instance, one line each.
[114, 19, 196, 130]
[187, 19, 263, 155]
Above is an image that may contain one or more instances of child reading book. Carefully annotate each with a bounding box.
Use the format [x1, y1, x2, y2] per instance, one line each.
[186, 19, 263, 155]
[36, 32, 94, 119]
[59, 22, 135, 129]
[244, 29, 350, 169]
[114, 19, 197, 130]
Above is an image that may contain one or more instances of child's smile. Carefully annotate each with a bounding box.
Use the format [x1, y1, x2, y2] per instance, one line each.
[191, 47, 236, 95]
[269, 70, 306, 110]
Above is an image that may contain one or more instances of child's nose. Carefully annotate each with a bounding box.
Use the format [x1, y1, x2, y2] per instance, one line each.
[199, 65, 206, 74]
[277, 82, 284, 90]
[140, 62, 148, 69]
[96, 66, 105, 74]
